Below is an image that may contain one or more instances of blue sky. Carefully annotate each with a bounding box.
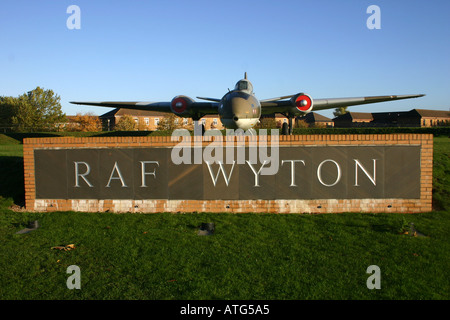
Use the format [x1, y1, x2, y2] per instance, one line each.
[1, 0, 449, 118]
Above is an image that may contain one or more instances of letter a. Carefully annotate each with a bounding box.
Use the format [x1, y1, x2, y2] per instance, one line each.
[67, 5, 81, 30]
[366, 265, 381, 289]
[106, 162, 128, 188]
[367, 5, 381, 30]
[66, 265, 81, 289]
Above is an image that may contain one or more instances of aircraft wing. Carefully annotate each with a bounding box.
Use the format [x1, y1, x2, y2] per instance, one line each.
[260, 94, 425, 114]
[70, 101, 220, 116]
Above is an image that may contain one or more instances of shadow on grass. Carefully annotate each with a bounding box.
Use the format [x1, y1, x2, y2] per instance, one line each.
[3, 132, 63, 143]
[0, 156, 24, 206]
[330, 218, 400, 236]
[370, 223, 399, 234]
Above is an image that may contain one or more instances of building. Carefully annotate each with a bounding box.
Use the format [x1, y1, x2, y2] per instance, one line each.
[399, 109, 450, 127]
[99, 108, 224, 131]
[371, 111, 405, 127]
[259, 113, 333, 129]
[88, 108, 449, 131]
[333, 112, 373, 128]
[297, 112, 334, 127]
[334, 109, 450, 128]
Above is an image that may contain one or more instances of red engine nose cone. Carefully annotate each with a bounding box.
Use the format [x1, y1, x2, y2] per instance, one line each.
[295, 94, 312, 112]
[172, 97, 188, 113]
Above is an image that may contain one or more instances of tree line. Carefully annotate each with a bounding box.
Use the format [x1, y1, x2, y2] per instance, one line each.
[1, 87, 66, 132]
[0, 87, 104, 132]
[0, 87, 201, 133]
[1, 87, 349, 133]
[0, 87, 207, 133]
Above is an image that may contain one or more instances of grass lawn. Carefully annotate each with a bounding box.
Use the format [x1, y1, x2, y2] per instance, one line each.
[0, 134, 448, 300]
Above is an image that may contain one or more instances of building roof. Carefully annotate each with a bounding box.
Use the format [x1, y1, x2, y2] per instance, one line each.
[349, 112, 373, 120]
[412, 109, 450, 118]
[301, 112, 332, 122]
[333, 112, 373, 121]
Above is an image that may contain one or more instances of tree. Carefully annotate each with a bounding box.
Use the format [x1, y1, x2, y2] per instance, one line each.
[182, 118, 194, 131]
[257, 117, 277, 129]
[67, 113, 102, 132]
[157, 114, 182, 131]
[115, 115, 136, 131]
[0, 96, 16, 129]
[333, 106, 348, 118]
[295, 118, 310, 128]
[1, 87, 66, 132]
[137, 118, 149, 131]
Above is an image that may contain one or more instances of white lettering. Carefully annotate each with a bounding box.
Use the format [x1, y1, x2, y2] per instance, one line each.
[367, 5, 381, 30]
[258, 129, 279, 175]
[74, 161, 93, 187]
[206, 161, 236, 187]
[203, 129, 223, 164]
[66, 265, 81, 289]
[66, 5, 81, 30]
[180, 304, 214, 317]
[106, 162, 127, 188]
[140, 161, 159, 187]
[193, 121, 203, 164]
[282, 160, 306, 187]
[246, 160, 269, 187]
[354, 159, 377, 186]
[171, 129, 191, 164]
[366, 265, 381, 289]
[317, 159, 341, 187]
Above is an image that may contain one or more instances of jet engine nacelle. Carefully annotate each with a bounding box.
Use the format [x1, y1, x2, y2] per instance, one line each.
[170, 95, 195, 117]
[289, 93, 313, 115]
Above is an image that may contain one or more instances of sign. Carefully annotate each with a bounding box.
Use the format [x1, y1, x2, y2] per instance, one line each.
[34, 145, 420, 200]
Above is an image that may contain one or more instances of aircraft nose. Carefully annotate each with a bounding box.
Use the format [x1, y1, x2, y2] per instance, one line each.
[231, 96, 252, 119]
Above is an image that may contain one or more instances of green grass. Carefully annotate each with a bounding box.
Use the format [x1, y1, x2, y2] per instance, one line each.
[0, 139, 24, 206]
[0, 133, 449, 300]
[1, 211, 448, 300]
[433, 137, 450, 211]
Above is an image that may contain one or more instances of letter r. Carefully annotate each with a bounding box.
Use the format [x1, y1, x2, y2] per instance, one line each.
[74, 162, 93, 187]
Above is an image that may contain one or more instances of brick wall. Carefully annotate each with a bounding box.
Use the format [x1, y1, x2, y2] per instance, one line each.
[23, 134, 433, 213]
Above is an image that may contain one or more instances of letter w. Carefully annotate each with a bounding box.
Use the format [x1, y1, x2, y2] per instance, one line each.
[206, 161, 236, 186]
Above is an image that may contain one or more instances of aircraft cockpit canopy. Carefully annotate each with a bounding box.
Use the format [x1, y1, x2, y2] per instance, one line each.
[234, 79, 253, 93]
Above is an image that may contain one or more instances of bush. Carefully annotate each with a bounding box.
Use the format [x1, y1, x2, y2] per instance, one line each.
[257, 117, 277, 129]
[66, 113, 102, 132]
[115, 115, 137, 131]
[156, 114, 182, 131]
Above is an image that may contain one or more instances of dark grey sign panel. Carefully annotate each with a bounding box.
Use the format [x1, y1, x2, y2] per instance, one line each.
[134, 148, 169, 200]
[35, 149, 68, 199]
[384, 146, 421, 198]
[168, 162, 203, 200]
[34, 146, 421, 200]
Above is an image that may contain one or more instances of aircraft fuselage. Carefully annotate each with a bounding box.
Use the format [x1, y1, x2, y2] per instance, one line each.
[217, 75, 261, 130]
[218, 91, 261, 130]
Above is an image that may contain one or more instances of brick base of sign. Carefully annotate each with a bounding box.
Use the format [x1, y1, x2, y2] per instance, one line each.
[23, 134, 433, 214]
[31, 198, 430, 214]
